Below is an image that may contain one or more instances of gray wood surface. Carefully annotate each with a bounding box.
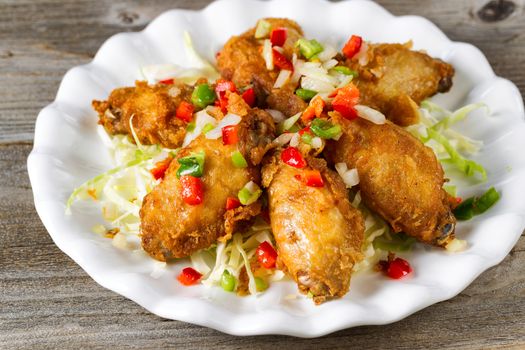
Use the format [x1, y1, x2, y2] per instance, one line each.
[1, 0, 524, 349]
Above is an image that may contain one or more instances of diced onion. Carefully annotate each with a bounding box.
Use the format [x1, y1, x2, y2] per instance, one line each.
[262, 39, 274, 70]
[273, 133, 293, 146]
[446, 238, 467, 252]
[255, 19, 271, 39]
[266, 109, 286, 123]
[355, 42, 369, 66]
[205, 113, 241, 140]
[273, 69, 292, 89]
[355, 105, 386, 125]
[322, 59, 338, 70]
[183, 109, 217, 146]
[317, 44, 337, 62]
[311, 136, 323, 149]
[290, 133, 300, 147]
[335, 162, 360, 188]
[150, 261, 167, 279]
[112, 232, 130, 250]
[301, 76, 334, 93]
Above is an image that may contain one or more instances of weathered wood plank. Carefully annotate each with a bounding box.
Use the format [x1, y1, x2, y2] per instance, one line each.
[1, 0, 525, 348]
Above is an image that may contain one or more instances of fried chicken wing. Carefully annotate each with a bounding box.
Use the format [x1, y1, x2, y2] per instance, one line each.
[345, 42, 454, 126]
[140, 106, 275, 261]
[217, 18, 307, 117]
[262, 152, 364, 304]
[93, 81, 194, 148]
[325, 116, 456, 246]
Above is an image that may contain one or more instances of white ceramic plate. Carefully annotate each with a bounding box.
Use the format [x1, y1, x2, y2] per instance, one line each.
[28, 0, 525, 337]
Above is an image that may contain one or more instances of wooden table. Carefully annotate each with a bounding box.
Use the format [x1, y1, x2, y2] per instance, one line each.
[1, 0, 524, 348]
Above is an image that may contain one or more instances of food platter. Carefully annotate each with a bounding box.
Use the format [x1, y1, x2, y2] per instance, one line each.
[27, 0, 525, 337]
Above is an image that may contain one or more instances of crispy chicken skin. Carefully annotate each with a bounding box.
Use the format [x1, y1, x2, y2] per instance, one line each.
[262, 152, 364, 304]
[325, 116, 456, 246]
[92, 81, 194, 148]
[345, 42, 455, 126]
[217, 18, 307, 117]
[140, 106, 275, 261]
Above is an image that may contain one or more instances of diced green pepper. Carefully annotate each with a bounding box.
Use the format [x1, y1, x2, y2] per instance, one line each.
[453, 187, 500, 220]
[231, 150, 248, 168]
[221, 270, 236, 292]
[254, 277, 268, 292]
[295, 38, 324, 60]
[332, 66, 358, 77]
[176, 151, 205, 178]
[310, 118, 342, 139]
[191, 83, 216, 108]
[295, 88, 317, 101]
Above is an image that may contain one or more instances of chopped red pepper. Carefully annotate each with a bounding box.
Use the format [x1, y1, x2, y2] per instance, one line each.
[256, 241, 278, 269]
[342, 35, 363, 59]
[332, 83, 360, 120]
[379, 257, 412, 279]
[298, 126, 311, 136]
[222, 125, 239, 145]
[304, 170, 324, 187]
[180, 175, 204, 205]
[214, 97, 229, 113]
[150, 156, 173, 180]
[225, 197, 241, 210]
[456, 197, 463, 204]
[176, 101, 194, 123]
[215, 79, 237, 97]
[301, 96, 325, 123]
[272, 49, 294, 71]
[241, 88, 256, 107]
[177, 267, 202, 286]
[159, 78, 175, 85]
[270, 27, 287, 47]
[281, 146, 306, 168]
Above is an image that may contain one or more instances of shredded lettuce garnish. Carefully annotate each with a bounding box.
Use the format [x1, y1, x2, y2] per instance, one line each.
[408, 101, 488, 181]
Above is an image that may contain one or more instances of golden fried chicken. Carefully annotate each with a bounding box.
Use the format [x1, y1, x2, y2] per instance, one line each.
[217, 18, 307, 117]
[325, 115, 456, 246]
[262, 150, 364, 304]
[140, 105, 275, 261]
[93, 81, 194, 148]
[345, 42, 454, 126]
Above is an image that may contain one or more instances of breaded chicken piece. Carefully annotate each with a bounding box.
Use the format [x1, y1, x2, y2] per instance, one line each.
[217, 18, 307, 117]
[325, 115, 456, 246]
[344, 42, 454, 126]
[140, 107, 275, 261]
[262, 152, 364, 304]
[92, 81, 194, 148]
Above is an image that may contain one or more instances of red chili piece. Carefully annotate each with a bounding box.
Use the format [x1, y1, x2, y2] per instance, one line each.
[177, 267, 202, 286]
[342, 35, 363, 58]
[256, 241, 278, 269]
[386, 258, 412, 279]
[332, 83, 360, 120]
[225, 197, 241, 210]
[180, 175, 204, 205]
[304, 170, 324, 187]
[272, 49, 294, 71]
[281, 146, 306, 168]
[159, 78, 175, 85]
[298, 126, 311, 136]
[222, 125, 239, 145]
[150, 156, 173, 180]
[176, 101, 194, 123]
[270, 27, 287, 47]
[241, 88, 256, 107]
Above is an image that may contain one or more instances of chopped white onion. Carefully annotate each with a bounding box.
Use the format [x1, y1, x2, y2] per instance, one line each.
[335, 162, 360, 188]
[355, 42, 369, 66]
[112, 233, 130, 250]
[355, 105, 386, 125]
[273, 69, 292, 88]
[289, 133, 300, 147]
[301, 76, 334, 93]
[273, 133, 293, 146]
[244, 181, 259, 193]
[446, 238, 468, 252]
[322, 59, 338, 70]
[317, 44, 337, 62]
[149, 261, 167, 279]
[183, 109, 216, 146]
[311, 136, 323, 149]
[205, 113, 242, 140]
[167, 86, 181, 97]
[273, 46, 284, 54]
[266, 109, 286, 123]
[262, 39, 274, 70]
[141, 63, 182, 84]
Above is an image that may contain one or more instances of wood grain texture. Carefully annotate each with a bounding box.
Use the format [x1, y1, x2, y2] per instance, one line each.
[0, 0, 524, 349]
